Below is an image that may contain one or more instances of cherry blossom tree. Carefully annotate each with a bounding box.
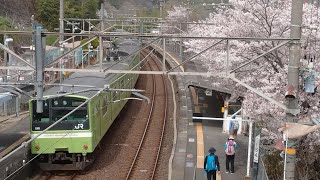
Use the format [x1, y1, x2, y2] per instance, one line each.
[185, 0, 320, 133]
[162, 6, 190, 34]
[167, 0, 320, 178]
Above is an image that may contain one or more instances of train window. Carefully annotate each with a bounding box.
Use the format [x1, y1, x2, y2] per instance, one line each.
[32, 97, 89, 131]
[102, 96, 108, 116]
[120, 79, 124, 88]
[32, 100, 50, 122]
[72, 101, 83, 106]
[116, 91, 120, 100]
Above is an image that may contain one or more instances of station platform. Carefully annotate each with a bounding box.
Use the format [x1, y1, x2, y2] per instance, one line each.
[150, 44, 250, 180]
[0, 112, 29, 155]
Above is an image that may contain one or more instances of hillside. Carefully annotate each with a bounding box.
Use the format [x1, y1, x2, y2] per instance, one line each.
[0, 0, 35, 28]
[0, 0, 216, 31]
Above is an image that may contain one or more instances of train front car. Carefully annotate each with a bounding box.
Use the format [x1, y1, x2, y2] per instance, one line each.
[30, 95, 94, 170]
[30, 38, 140, 171]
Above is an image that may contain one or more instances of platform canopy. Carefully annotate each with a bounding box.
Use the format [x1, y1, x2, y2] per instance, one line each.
[0, 92, 13, 104]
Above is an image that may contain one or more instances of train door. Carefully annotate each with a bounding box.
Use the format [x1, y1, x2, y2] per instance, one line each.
[94, 101, 101, 143]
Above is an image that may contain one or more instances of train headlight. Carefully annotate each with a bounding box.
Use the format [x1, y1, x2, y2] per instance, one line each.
[35, 145, 40, 151]
[83, 145, 88, 150]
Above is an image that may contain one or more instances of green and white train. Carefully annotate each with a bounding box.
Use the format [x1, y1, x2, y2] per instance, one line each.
[29, 39, 140, 170]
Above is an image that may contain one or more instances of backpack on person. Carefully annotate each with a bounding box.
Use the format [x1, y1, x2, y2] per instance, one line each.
[205, 154, 217, 171]
[225, 140, 236, 155]
[233, 120, 239, 130]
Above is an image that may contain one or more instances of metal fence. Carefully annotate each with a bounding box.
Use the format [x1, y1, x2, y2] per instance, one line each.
[0, 144, 31, 180]
[256, 156, 269, 180]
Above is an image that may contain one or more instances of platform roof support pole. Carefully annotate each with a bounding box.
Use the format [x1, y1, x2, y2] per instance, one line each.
[226, 40, 230, 76]
[246, 120, 253, 178]
[223, 97, 229, 133]
[15, 95, 19, 117]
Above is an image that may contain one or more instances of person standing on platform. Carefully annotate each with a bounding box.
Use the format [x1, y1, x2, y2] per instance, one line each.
[229, 116, 239, 138]
[233, 116, 239, 139]
[224, 136, 238, 174]
[204, 147, 220, 180]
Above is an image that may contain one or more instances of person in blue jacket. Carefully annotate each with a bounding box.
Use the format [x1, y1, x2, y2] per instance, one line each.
[229, 116, 239, 138]
[204, 147, 220, 180]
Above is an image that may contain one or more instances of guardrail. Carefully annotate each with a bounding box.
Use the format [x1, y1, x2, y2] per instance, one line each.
[256, 156, 269, 180]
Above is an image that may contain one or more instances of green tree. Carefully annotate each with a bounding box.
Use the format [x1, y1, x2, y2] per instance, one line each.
[80, 38, 99, 50]
[35, 0, 99, 31]
[83, 0, 98, 18]
[36, 0, 59, 31]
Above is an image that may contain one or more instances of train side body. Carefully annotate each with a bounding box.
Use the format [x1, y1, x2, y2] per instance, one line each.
[30, 39, 140, 170]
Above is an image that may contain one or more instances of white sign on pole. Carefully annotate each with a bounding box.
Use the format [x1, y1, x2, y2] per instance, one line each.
[253, 134, 261, 163]
[205, 89, 212, 96]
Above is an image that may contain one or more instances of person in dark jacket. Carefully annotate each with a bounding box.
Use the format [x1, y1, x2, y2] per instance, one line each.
[204, 147, 220, 180]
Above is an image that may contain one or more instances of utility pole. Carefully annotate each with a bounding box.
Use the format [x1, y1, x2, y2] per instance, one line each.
[159, 0, 163, 19]
[59, 0, 64, 92]
[285, 0, 303, 179]
[3, 34, 8, 115]
[99, 1, 104, 71]
[35, 28, 46, 113]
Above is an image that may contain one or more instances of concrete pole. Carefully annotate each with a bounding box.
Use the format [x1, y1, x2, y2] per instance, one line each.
[226, 40, 230, 76]
[72, 23, 75, 69]
[35, 29, 45, 113]
[59, 0, 64, 92]
[285, 0, 303, 179]
[160, 0, 163, 19]
[3, 34, 8, 115]
[59, 0, 64, 45]
[163, 37, 166, 71]
[223, 97, 229, 133]
[246, 121, 253, 178]
[15, 95, 19, 117]
[99, 2, 104, 71]
[179, 23, 183, 58]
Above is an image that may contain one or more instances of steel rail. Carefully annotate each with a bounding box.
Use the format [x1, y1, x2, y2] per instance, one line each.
[150, 51, 168, 180]
[125, 54, 157, 180]
[44, 171, 77, 180]
[103, 38, 160, 72]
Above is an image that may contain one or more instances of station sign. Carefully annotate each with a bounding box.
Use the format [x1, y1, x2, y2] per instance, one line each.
[253, 134, 261, 163]
[205, 89, 212, 96]
[36, 25, 43, 30]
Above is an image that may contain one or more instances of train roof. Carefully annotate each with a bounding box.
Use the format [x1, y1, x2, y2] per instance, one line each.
[43, 39, 140, 98]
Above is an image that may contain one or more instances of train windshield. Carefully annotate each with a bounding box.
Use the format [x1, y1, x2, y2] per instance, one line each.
[32, 97, 89, 131]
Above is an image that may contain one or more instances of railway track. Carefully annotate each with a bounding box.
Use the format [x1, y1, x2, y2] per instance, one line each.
[31, 47, 174, 180]
[125, 50, 168, 180]
[34, 171, 77, 180]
